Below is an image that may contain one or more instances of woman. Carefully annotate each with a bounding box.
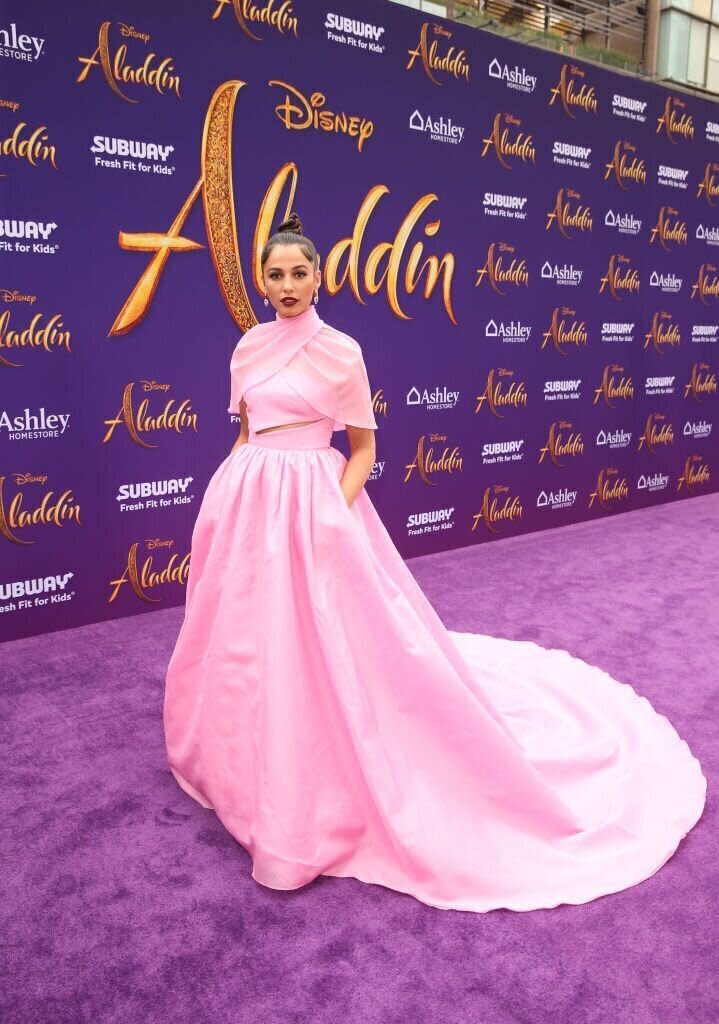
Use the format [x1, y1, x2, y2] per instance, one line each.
[163, 212, 706, 913]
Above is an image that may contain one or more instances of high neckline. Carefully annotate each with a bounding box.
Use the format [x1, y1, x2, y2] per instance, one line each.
[274, 303, 319, 325]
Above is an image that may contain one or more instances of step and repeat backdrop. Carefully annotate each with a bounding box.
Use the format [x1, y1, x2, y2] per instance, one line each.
[2, 0, 718, 640]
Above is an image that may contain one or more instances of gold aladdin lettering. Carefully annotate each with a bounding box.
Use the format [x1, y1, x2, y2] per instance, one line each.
[0, 475, 81, 545]
[481, 113, 536, 169]
[210, 0, 299, 40]
[593, 365, 634, 407]
[538, 421, 584, 465]
[108, 540, 190, 603]
[475, 369, 527, 418]
[406, 22, 470, 85]
[76, 21, 181, 102]
[109, 81, 458, 333]
[541, 307, 588, 353]
[471, 485, 523, 534]
[0, 311, 71, 368]
[403, 434, 463, 484]
[548, 64, 598, 118]
[1, 122, 57, 171]
[102, 382, 199, 446]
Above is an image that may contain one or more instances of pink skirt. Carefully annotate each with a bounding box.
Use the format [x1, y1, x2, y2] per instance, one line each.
[163, 419, 707, 912]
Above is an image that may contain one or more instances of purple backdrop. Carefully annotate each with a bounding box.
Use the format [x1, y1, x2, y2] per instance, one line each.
[2, 0, 717, 642]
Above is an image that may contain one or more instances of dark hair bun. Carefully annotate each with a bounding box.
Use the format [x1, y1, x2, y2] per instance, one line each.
[276, 211, 303, 236]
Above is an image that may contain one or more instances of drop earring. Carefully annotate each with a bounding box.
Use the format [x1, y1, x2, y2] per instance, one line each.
[263, 295, 269, 307]
[313, 291, 319, 305]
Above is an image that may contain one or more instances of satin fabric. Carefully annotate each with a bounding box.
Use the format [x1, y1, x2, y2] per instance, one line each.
[163, 322, 707, 914]
[227, 304, 378, 432]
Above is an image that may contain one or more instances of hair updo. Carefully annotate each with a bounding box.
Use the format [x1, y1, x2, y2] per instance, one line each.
[260, 211, 319, 273]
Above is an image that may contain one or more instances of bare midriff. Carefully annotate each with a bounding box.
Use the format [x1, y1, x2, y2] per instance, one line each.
[255, 418, 323, 435]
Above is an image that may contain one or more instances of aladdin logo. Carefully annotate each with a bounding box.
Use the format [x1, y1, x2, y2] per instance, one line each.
[0, 472, 81, 545]
[604, 140, 646, 188]
[690, 263, 719, 302]
[541, 307, 588, 353]
[587, 467, 629, 510]
[596, 428, 632, 450]
[541, 261, 582, 287]
[649, 206, 687, 249]
[476, 241, 529, 294]
[406, 22, 470, 85]
[406, 385, 459, 411]
[0, 22, 45, 62]
[677, 454, 711, 493]
[697, 162, 719, 205]
[481, 113, 535, 168]
[0, 572, 74, 609]
[0, 219, 57, 241]
[76, 21, 181, 101]
[537, 487, 577, 511]
[657, 164, 689, 189]
[593, 364, 634, 407]
[604, 209, 641, 236]
[538, 420, 584, 466]
[409, 109, 464, 145]
[475, 368, 527, 419]
[481, 439, 524, 464]
[649, 270, 682, 294]
[102, 381, 199, 447]
[0, 307, 71, 368]
[403, 433, 463, 484]
[637, 472, 669, 493]
[371, 387, 386, 421]
[684, 419, 712, 439]
[1, 121, 57, 171]
[599, 254, 640, 299]
[90, 135, 175, 162]
[552, 141, 591, 169]
[472, 484, 523, 534]
[485, 317, 531, 343]
[107, 80, 462, 333]
[324, 12, 384, 52]
[657, 96, 695, 143]
[684, 362, 718, 400]
[544, 378, 581, 401]
[407, 506, 455, 536]
[612, 93, 647, 123]
[0, 407, 70, 440]
[548, 64, 598, 118]
[488, 57, 536, 94]
[545, 188, 592, 237]
[108, 537, 189, 604]
[212, 0, 299, 39]
[272, 81, 374, 152]
[696, 224, 719, 246]
[644, 312, 680, 352]
[637, 413, 674, 453]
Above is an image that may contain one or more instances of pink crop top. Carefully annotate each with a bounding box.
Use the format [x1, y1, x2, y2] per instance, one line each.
[241, 367, 325, 433]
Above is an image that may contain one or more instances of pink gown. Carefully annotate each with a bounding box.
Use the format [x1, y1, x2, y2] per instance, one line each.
[163, 305, 707, 913]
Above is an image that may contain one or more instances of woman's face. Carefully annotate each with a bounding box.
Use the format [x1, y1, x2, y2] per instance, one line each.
[262, 244, 320, 318]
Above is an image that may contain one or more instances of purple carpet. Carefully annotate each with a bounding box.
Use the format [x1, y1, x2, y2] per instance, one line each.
[3, 494, 716, 1024]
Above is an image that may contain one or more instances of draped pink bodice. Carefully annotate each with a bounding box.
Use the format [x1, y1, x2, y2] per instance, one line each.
[242, 366, 325, 434]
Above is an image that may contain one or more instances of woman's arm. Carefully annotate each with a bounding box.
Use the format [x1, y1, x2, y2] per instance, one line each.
[340, 425, 376, 508]
[230, 398, 250, 453]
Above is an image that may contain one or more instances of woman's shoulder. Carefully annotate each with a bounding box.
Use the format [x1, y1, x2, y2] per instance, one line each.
[316, 320, 363, 356]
